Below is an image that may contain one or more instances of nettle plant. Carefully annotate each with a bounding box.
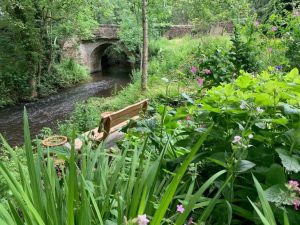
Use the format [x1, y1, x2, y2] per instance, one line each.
[130, 68, 300, 223]
[194, 68, 300, 222]
[187, 26, 261, 87]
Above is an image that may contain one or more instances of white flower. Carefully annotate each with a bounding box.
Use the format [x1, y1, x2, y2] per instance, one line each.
[248, 134, 253, 139]
[256, 107, 264, 114]
[240, 101, 247, 109]
[232, 135, 242, 144]
[137, 214, 150, 225]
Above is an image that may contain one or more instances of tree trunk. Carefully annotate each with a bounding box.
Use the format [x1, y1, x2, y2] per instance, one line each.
[141, 0, 148, 92]
[30, 77, 38, 98]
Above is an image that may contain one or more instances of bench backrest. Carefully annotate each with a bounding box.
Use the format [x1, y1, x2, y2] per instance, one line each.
[98, 99, 148, 139]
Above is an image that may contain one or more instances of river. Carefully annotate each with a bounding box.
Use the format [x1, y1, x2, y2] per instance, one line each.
[0, 65, 131, 146]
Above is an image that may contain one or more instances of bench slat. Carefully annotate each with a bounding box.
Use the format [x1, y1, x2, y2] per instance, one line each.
[75, 99, 149, 151]
[101, 99, 148, 119]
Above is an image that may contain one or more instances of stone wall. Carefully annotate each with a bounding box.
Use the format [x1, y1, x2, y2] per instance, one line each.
[63, 23, 232, 73]
[93, 24, 119, 40]
[162, 25, 194, 39]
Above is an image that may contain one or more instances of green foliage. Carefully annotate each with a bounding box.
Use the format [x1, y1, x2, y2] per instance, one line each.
[229, 26, 260, 74]
[59, 37, 203, 136]
[188, 26, 261, 85]
[249, 175, 277, 225]
[252, 4, 300, 70]
[0, 145, 26, 198]
[284, 7, 300, 69]
[124, 68, 300, 224]
[0, 0, 98, 105]
[38, 59, 89, 96]
[171, 0, 251, 27]
[0, 110, 227, 225]
[52, 59, 89, 87]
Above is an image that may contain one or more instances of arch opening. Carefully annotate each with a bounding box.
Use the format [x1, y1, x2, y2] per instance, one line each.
[101, 45, 131, 70]
[90, 43, 133, 74]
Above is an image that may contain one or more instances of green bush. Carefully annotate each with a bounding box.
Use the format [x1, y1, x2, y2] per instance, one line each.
[126, 68, 300, 224]
[0, 110, 222, 225]
[52, 59, 89, 87]
[0, 71, 31, 106]
[38, 59, 89, 97]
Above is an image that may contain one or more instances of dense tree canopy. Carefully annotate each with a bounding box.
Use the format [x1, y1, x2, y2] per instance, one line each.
[0, 0, 299, 106]
[0, 0, 98, 102]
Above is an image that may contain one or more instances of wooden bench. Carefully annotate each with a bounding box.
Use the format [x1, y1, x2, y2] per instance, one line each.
[75, 99, 149, 150]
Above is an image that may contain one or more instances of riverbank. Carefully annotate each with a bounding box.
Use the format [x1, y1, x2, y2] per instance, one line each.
[0, 58, 90, 108]
[58, 36, 230, 137]
[0, 65, 131, 146]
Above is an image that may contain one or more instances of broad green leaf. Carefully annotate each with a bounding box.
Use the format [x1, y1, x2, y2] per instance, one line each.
[235, 75, 252, 89]
[265, 185, 289, 205]
[254, 93, 273, 106]
[181, 93, 194, 104]
[265, 164, 286, 186]
[235, 160, 256, 173]
[276, 148, 300, 173]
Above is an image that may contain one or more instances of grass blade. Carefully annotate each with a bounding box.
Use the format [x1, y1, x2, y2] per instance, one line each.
[175, 170, 226, 225]
[197, 174, 232, 223]
[252, 175, 276, 225]
[248, 198, 272, 225]
[151, 124, 213, 225]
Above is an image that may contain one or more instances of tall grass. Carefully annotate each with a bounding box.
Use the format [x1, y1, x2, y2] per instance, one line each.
[0, 110, 232, 225]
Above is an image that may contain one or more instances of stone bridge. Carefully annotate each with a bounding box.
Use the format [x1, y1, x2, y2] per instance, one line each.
[63, 24, 194, 73]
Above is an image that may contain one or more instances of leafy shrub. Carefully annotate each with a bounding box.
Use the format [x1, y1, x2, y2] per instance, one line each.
[52, 59, 89, 88]
[38, 59, 89, 97]
[229, 26, 260, 74]
[0, 71, 31, 106]
[0, 110, 224, 225]
[0, 144, 27, 199]
[127, 68, 300, 224]
[256, 7, 300, 70]
[195, 46, 235, 84]
[195, 68, 300, 222]
[188, 25, 263, 86]
[285, 8, 300, 69]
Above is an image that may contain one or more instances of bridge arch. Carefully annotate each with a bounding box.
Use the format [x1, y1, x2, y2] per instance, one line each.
[63, 24, 196, 74]
[80, 41, 135, 73]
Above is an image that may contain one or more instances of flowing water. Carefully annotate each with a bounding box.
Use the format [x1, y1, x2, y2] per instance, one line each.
[0, 65, 131, 146]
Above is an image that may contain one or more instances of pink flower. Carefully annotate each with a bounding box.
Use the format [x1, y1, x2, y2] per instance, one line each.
[196, 77, 204, 86]
[177, 204, 185, 213]
[288, 180, 299, 191]
[293, 199, 299, 210]
[137, 214, 149, 225]
[267, 47, 273, 53]
[289, 180, 299, 188]
[254, 20, 260, 27]
[272, 26, 277, 32]
[186, 115, 192, 121]
[191, 66, 197, 74]
[232, 135, 242, 144]
[203, 69, 212, 75]
[188, 217, 194, 224]
[292, 10, 299, 17]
